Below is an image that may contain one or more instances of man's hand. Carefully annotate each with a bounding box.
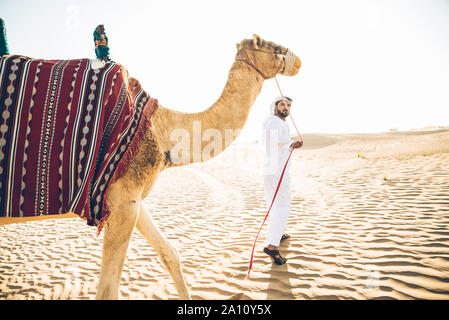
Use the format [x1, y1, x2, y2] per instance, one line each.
[290, 140, 303, 149]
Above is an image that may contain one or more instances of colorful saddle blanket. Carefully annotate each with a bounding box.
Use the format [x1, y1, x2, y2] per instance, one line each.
[0, 55, 158, 231]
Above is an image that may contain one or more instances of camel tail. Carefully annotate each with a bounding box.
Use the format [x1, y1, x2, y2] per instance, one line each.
[0, 18, 9, 56]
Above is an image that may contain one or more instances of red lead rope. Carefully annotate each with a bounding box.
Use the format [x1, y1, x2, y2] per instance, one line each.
[245, 76, 303, 280]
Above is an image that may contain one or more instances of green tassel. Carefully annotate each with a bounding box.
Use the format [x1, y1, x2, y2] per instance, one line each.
[0, 18, 10, 56]
[93, 24, 110, 62]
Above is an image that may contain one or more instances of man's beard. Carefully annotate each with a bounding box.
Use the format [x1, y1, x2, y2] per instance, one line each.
[276, 109, 289, 118]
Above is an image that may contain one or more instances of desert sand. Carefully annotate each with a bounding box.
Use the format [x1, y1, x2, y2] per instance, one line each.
[1, 128, 449, 300]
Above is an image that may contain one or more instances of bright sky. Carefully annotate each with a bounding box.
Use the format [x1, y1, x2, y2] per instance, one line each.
[1, 0, 449, 142]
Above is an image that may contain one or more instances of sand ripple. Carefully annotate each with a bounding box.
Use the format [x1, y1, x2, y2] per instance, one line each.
[1, 130, 449, 299]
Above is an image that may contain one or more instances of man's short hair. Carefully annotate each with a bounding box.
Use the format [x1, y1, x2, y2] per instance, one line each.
[275, 96, 293, 106]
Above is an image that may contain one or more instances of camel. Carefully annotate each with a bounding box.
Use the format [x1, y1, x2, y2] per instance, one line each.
[0, 28, 301, 299]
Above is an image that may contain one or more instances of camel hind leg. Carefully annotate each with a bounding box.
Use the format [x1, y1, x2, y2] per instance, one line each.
[136, 204, 191, 299]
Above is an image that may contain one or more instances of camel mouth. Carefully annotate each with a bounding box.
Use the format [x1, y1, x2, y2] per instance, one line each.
[281, 50, 301, 76]
[291, 56, 301, 76]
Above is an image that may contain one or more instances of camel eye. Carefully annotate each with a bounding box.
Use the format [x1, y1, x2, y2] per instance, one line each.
[274, 47, 282, 54]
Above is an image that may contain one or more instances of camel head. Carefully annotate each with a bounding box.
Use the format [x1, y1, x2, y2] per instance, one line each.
[235, 34, 301, 79]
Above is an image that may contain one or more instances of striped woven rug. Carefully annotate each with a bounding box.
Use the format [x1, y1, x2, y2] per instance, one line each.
[0, 55, 158, 231]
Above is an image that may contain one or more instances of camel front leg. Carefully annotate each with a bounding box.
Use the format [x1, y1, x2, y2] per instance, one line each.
[96, 201, 140, 299]
[136, 204, 191, 299]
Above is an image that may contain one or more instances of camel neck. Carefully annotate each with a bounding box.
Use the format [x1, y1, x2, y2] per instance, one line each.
[208, 61, 264, 129]
[152, 60, 264, 167]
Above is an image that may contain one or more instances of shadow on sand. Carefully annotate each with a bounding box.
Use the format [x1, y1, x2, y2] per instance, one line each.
[266, 239, 295, 299]
[227, 239, 297, 300]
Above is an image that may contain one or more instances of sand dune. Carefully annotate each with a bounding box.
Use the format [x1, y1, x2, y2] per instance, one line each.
[1, 129, 449, 299]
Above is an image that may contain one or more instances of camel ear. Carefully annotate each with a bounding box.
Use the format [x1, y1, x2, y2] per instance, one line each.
[236, 43, 241, 51]
[253, 34, 262, 49]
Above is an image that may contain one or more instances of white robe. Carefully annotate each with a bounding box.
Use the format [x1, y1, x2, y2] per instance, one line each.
[260, 114, 294, 247]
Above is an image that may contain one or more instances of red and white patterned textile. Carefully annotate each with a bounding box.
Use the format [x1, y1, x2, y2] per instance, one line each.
[0, 55, 158, 232]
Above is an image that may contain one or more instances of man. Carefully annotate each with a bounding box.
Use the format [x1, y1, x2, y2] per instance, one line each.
[260, 96, 302, 265]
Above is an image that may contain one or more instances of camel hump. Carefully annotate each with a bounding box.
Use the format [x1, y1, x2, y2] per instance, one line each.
[0, 18, 9, 56]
